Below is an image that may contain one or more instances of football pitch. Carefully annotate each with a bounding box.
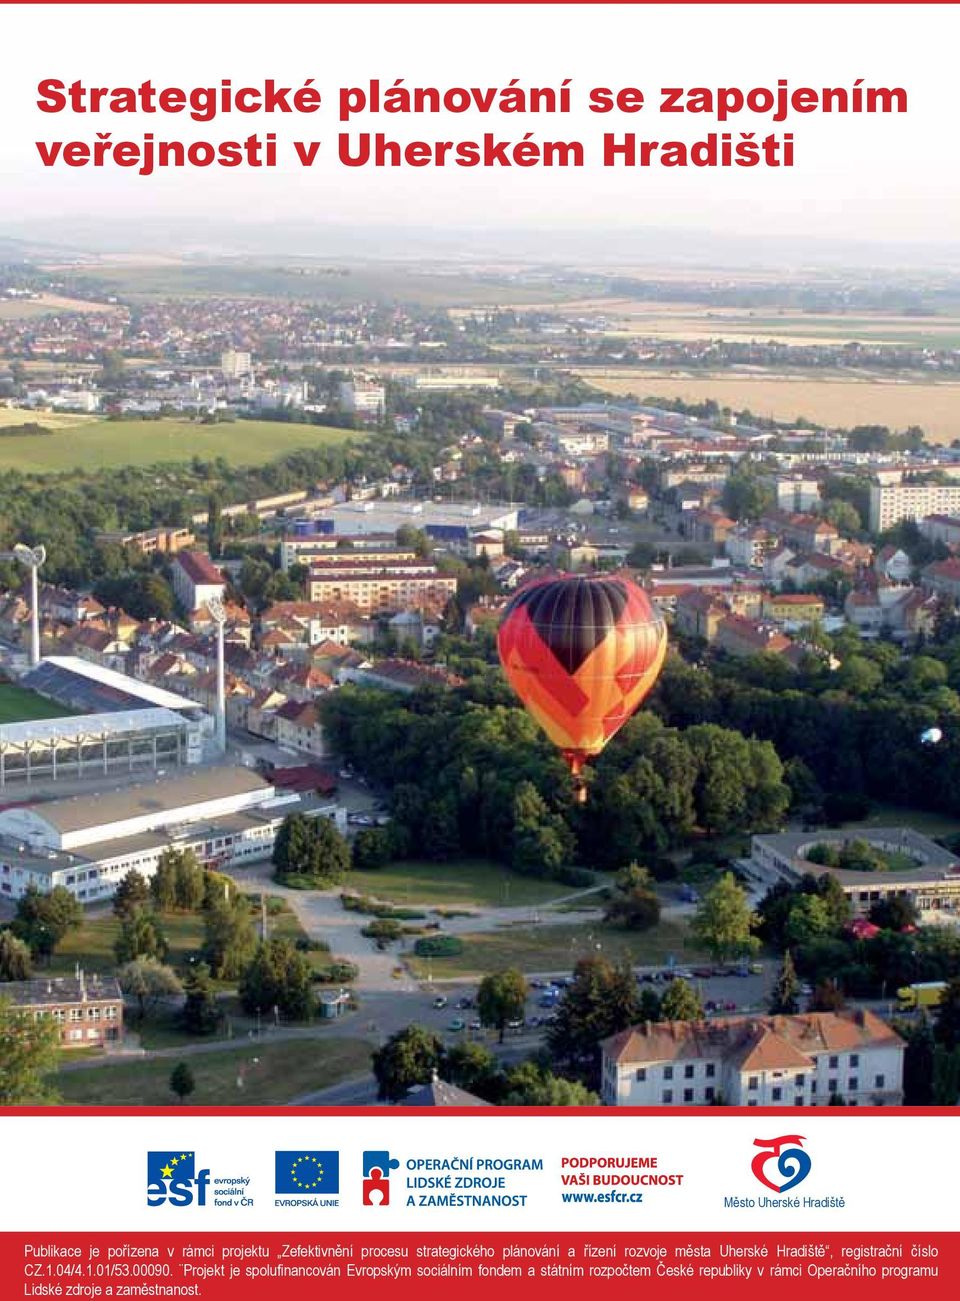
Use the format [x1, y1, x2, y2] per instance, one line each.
[0, 682, 72, 725]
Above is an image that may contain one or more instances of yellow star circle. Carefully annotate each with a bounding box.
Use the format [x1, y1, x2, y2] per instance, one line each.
[290, 1155, 324, 1190]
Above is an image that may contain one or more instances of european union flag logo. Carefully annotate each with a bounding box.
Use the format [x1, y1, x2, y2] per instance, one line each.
[275, 1151, 339, 1195]
[147, 1152, 195, 1183]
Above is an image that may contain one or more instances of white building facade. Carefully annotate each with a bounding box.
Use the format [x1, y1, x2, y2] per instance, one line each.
[602, 1012, 904, 1108]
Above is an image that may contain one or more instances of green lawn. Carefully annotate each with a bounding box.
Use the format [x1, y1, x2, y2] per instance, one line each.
[52, 1037, 373, 1105]
[343, 859, 592, 909]
[407, 918, 704, 979]
[841, 803, 960, 839]
[49, 910, 208, 977]
[0, 417, 363, 474]
[0, 682, 77, 725]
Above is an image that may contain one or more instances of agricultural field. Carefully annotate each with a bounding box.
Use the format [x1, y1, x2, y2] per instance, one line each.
[540, 298, 960, 347]
[575, 370, 960, 444]
[0, 682, 75, 725]
[52, 1037, 373, 1105]
[0, 406, 98, 430]
[0, 416, 363, 473]
[0, 293, 121, 321]
[63, 260, 577, 307]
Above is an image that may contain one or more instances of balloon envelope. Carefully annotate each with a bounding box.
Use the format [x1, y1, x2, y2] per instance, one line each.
[920, 727, 943, 745]
[497, 573, 667, 786]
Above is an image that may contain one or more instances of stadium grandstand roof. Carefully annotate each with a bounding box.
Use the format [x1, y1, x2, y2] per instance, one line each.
[0, 707, 188, 749]
[14, 766, 271, 836]
[21, 656, 201, 714]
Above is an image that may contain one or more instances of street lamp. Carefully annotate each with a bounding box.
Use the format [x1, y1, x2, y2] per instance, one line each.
[12, 543, 46, 667]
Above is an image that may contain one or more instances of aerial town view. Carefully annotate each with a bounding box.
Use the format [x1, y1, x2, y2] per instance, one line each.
[1, 236, 960, 1112]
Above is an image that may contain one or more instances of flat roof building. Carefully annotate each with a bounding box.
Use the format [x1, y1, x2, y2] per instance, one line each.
[750, 828, 960, 916]
[0, 766, 343, 902]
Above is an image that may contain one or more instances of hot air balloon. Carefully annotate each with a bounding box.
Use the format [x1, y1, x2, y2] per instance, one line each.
[921, 726, 943, 746]
[497, 573, 667, 801]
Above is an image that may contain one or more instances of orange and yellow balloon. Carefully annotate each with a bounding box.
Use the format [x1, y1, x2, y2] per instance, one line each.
[497, 573, 667, 800]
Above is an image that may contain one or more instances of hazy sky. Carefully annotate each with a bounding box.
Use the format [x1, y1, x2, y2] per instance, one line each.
[0, 3, 957, 250]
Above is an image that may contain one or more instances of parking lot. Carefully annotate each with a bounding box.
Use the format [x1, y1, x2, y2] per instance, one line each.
[415, 962, 776, 1045]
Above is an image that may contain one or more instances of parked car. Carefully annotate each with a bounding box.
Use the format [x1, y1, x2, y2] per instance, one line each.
[526, 1016, 541, 1029]
[692, 967, 714, 979]
[432, 996, 447, 1009]
[448, 1018, 465, 1032]
[748, 962, 764, 975]
[506, 1019, 524, 1030]
[456, 996, 473, 1010]
[539, 994, 559, 1008]
[469, 1019, 482, 1032]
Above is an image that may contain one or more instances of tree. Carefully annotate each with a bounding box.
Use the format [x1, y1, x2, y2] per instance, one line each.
[604, 864, 662, 931]
[869, 896, 919, 932]
[442, 1041, 500, 1099]
[352, 827, 392, 871]
[113, 870, 150, 919]
[691, 873, 759, 964]
[810, 978, 846, 1012]
[637, 986, 662, 1022]
[547, 957, 639, 1088]
[181, 962, 220, 1036]
[239, 938, 314, 1020]
[150, 853, 179, 912]
[823, 499, 861, 536]
[152, 848, 204, 911]
[503, 1062, 597, 1105]
[784, 895, 832, 948]
[722, 463, 775, 521]
[477, 969, 528, 1044]
[273, 814, 351, 885]
[169, 1061, 195, 1104]
[202, 895, 257, 980]
[837, 656, 883, 697]
[660, 977, 703, 1021]
[511, 782, 575, 877]
[207, 493, 223, 560]
[0, 930, 32, 981]
[935, 977, 960, 1051]
[0, 997, 61, 1104]
[173, 850, 206, 912]
[114, 912, 167, 965]
[117, 958, 183, 1021]
[372, 1025, 444, 1102]
[769, 951, 801, 1015]
[12, 886, 84, 959]
[902, 1014, 935, 1105]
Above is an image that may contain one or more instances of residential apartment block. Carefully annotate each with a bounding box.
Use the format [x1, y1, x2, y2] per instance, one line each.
[307, 559, 457, 611]
[171, 551, 226, 615]
[869, 479, 960, 532]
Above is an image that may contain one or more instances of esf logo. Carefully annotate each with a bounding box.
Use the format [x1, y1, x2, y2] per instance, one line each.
[751, 1135, 811, 1193]
[362, 1150, 399, 1206]
[147, 1151, 211, 1207]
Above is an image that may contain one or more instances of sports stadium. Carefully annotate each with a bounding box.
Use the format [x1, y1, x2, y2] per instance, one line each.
[0, 656, 206, 790]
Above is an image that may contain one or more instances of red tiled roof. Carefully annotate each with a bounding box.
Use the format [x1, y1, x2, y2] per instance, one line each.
[175, 551, 224, 586]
